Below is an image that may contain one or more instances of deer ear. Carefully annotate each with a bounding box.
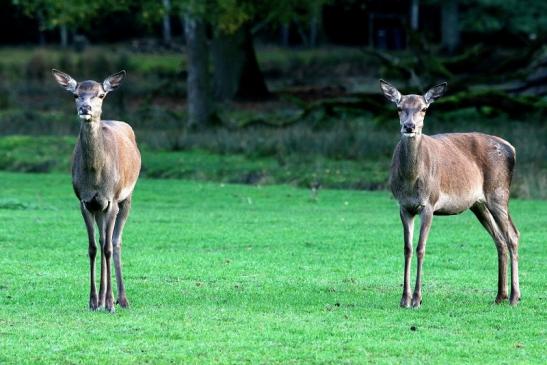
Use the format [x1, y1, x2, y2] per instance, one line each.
[103, 70, 126, 92]
[380, 79, 402, 104]
[424, 82, 447, 104]
[52, 69, 77, 92]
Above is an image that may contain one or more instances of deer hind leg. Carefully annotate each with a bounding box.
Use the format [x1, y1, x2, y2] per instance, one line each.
[488, 200, 520, 305]
[81, 203, 98, 310]
[400, 208, 415, 308]
[507, 214, 520, 305]
[470, 203, 508, 303]
[112, 197, 132, 308]
[412, 206, 433, 308]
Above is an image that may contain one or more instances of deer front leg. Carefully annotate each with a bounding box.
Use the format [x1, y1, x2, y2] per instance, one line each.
[412, 206, 433, 308]
[96, 215, 107, 310]
[81, 203, 98, 310]
[400, 208, 415, 308]
[104, 202, 119, 313]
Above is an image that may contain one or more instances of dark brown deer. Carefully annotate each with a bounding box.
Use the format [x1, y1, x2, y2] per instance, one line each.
[53, 69, 141, 312]
[380, 80, 520, 308]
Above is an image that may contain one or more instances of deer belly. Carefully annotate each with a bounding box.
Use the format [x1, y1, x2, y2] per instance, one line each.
[434, 191, 483, 215]
[117, 180, 137, 201]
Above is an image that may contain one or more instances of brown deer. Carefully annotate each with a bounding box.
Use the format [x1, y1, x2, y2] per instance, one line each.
[380, 80, 520, 308]
[52, 69, 141, 312]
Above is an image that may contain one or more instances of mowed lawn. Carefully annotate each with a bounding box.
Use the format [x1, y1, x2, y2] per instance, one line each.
[0, 172, 545, 364]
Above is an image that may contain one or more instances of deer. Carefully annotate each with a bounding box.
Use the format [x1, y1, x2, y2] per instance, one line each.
[52, 69, 141, 313]
[380, 79, 520, 308]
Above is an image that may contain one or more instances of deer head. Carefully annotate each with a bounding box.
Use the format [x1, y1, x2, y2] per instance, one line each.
[52, 69, 126, 122]
[380, 80, 447, 138]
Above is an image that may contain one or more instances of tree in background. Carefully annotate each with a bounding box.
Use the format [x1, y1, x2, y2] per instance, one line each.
[11, 0, 113, 47]
[423, 0, 546, 54]
[138, 0, 174, 44]
[177, 0, 330, 125]
[410, 0, 459, 53]
[162, 0, 172, 43]
[182, 0, 212, 128]
[210, 0, 269, 101]
[127, 0, 215, 127]
[441, 0, 459, 53]
[461, 0, 547, 37]
[410, 0, 419, 31]
[210, 0, 330, 101]
[273, 0, 325, 48]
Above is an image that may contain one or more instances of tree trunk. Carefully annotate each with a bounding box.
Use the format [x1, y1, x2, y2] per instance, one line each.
[184, 15, 212, 127]
[410, 0, 419, 31]
[281, 23, 289, 47]
[60, 24, 68, 48]
[38, 31, 46, 46]
[37, 11, 46, 45]
[309, 16, 318, 47]
[162, 0, 172, 43]
[179, 14, 185, 43]
[308, 3, 322, 48]
[212, 25, 270, 101]
[441, 0, 459, 53]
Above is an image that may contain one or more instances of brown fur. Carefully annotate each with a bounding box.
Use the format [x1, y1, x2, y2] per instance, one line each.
[381, 80, 520, 308]
[53, 69, 141, 312]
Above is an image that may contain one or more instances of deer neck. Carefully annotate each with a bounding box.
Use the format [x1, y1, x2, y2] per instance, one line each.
[79, 119, 106, 172]
[398, 135, 424, 181]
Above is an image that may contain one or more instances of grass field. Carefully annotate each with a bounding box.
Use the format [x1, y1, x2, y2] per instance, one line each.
[0, 172, 545, 364]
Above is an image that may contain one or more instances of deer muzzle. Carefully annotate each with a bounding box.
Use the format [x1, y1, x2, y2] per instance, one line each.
[78, 105, 92, 120]
[402, 122, 417, 137]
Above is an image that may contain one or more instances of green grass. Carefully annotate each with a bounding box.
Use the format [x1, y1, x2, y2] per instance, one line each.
[0, 172, 545, 364]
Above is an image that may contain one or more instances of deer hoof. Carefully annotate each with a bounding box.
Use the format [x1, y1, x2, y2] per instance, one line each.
[495, 294, 508, 304]
[509, 294, 521, 306]
[117, 297, 129, 308]
[400, 295, 412, 308]
[89, 296, 99, 311]
[105, 298, 115, 313]
[411, 294, 422, 308]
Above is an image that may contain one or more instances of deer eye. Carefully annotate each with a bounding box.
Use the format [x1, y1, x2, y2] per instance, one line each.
[73, 94, 79, 99]
[397, 107, 403, 112]
[421, 108, 428, 112]
[98, 93, 106, 99]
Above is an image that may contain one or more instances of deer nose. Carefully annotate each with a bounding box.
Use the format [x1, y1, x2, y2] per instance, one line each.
[403, 122, 416, 133]
[79, 105, 92, 115]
